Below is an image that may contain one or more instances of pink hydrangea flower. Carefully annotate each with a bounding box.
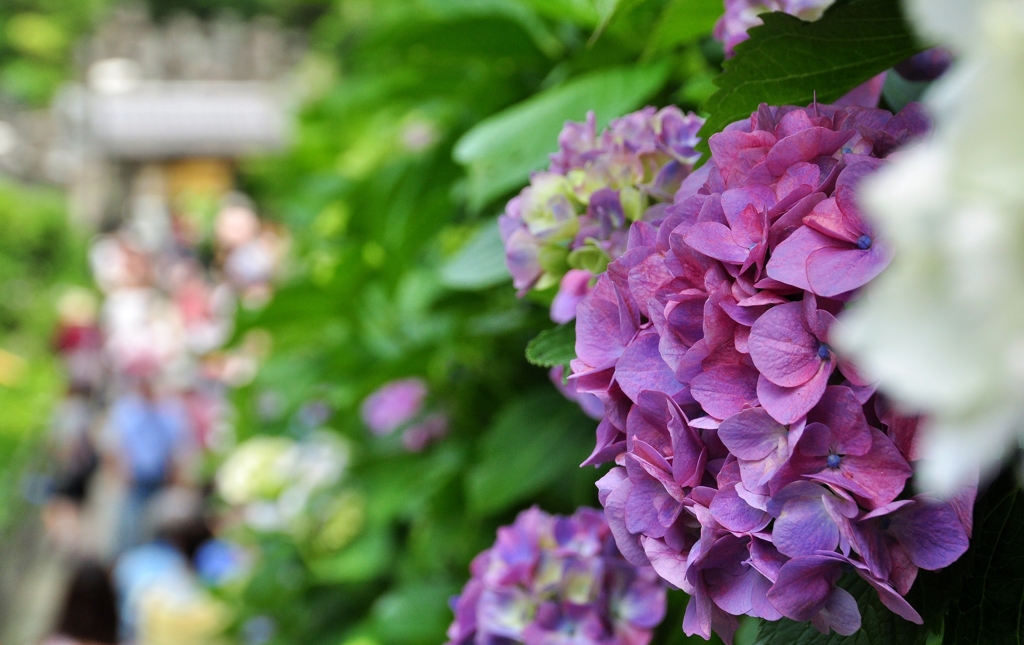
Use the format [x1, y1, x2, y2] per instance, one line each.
[361, 378, 449, 451]
[446, 507, 667, 645]
[360, 378, 428, 435]
[500, 107, 704, 322]
[570, 102, 973, 642]
[715, 0, 836, 57]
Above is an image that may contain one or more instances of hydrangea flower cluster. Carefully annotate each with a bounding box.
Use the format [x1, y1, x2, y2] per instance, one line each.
[570, 102, 974, 642]
[715, 0, 836, 57]
[216, 433, 349, 532]
[446, 507, 666, 645]
[499, 107, 704, 323]
[360, 378, 449, 451]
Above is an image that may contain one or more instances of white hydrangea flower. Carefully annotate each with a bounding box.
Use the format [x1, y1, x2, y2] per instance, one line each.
[836, 0, 1024, 493]
[216, 436, 297, 505]
[217, 432, 350, 533]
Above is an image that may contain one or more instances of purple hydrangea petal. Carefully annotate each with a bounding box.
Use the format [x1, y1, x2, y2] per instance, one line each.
[550, 270, 594, 324]
[834, 73, 886, 109]
[684, 222, 752, 264]
[896, 47, 953, 81]
[624, 469, 679, 539]
[766, 554, 844, 621]
[710, 482, 771, 533]
[361, 378, 428, 435]
[808, 429, 912, 509]
[767, 482, 843, 557]
[642, 536, 689, 589]
[765, 127, 855, 176]
[718, 408, 787, 461]
[765, 225, 837, 291]
[756, 366, 831, 425]
[815, 586, 861, 636]
[615, 331, 686, 402]
[748, 301, 825, 387]
[575, 277, 638, 371]
[690, 363, 760, 420]
[806, 386, 873, 456]
[805, 242, 893, 297]
[603, 475, 651, 568]
[887, 497, 970, 571]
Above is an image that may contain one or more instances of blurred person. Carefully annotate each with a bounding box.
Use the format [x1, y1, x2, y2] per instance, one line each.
[169, 260, 234, 354]
[41, 560, 119, 645]
[180, 382, 228, 451]
[214, 202, 260, 252]
[54, 288, 105, 396]
[209, 195, 288, 309]
[106, 377, 194, 554]
[49, 392, 100, 502]
[114, 487, 229, 645]
[102, 286, 186, 379]
[222, 233, 275, 305]
[43, 389, 101, 553]
[89, 235, 151, 294]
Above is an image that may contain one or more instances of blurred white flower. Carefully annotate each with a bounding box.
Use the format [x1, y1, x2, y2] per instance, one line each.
[216, 436, 295, 504]
[216, 432, 350, 532]
[837, 0, 1024, 494]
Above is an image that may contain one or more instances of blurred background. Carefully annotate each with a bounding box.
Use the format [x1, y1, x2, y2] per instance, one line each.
[0, 1, 725, 644]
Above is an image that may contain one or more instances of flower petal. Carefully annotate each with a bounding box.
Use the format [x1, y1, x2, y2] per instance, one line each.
[756, 365, 831, 425]
[718, 408, 788, 461]
[765, 226, 841, 291]
[615, 331, 685, 402]
[889, 497, 969, 571]
[805, 244, 893, 297]
[767, 482, 842, 557]
[766, 555, 843, 621]
[748, 301, 823, 387]
[691, 363, 760, 420]
[810, 429, 911, 509]
[683, 222, 750, 264]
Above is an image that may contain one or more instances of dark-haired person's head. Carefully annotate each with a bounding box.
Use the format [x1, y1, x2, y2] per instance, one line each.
[55, 561, 119, 644]
[156, 516, 212, 562]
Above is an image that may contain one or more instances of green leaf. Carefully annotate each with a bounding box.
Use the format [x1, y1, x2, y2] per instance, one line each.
[525, 324, 576, 368]
[594, 0, 623, 26]
[466, 390, 593, 515]
[646, 0, 724, 56]
[517, 0, 604, 26]
[754, 575, 926, 645]
[372, 580, 461, 645]
[590, 0, 644, 43]
[453, 63, 670, 209]
[306, 524, 395, 584]
[943, 469, 1024, 644]
[439, 219, 510, 291]
[419, 0, 564, 58]
[698, 0, 923, 155]
[360, 447, 464, 523]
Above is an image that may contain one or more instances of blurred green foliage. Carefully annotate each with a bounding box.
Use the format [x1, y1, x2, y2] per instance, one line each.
[0, 1, 110, 105]
[0, 179, 90, 530]
[221, 1, 724, 644]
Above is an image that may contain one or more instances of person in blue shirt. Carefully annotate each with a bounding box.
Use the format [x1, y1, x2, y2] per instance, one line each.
[106, 376, 192, 554]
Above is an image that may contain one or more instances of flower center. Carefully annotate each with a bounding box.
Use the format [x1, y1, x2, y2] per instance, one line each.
[817, 343, 831, 360]
[827, 453, 841, 468]
[856, 234, 872, 250]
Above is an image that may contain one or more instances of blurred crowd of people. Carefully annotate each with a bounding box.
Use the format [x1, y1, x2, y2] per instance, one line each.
[40, 168, 285, 645]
